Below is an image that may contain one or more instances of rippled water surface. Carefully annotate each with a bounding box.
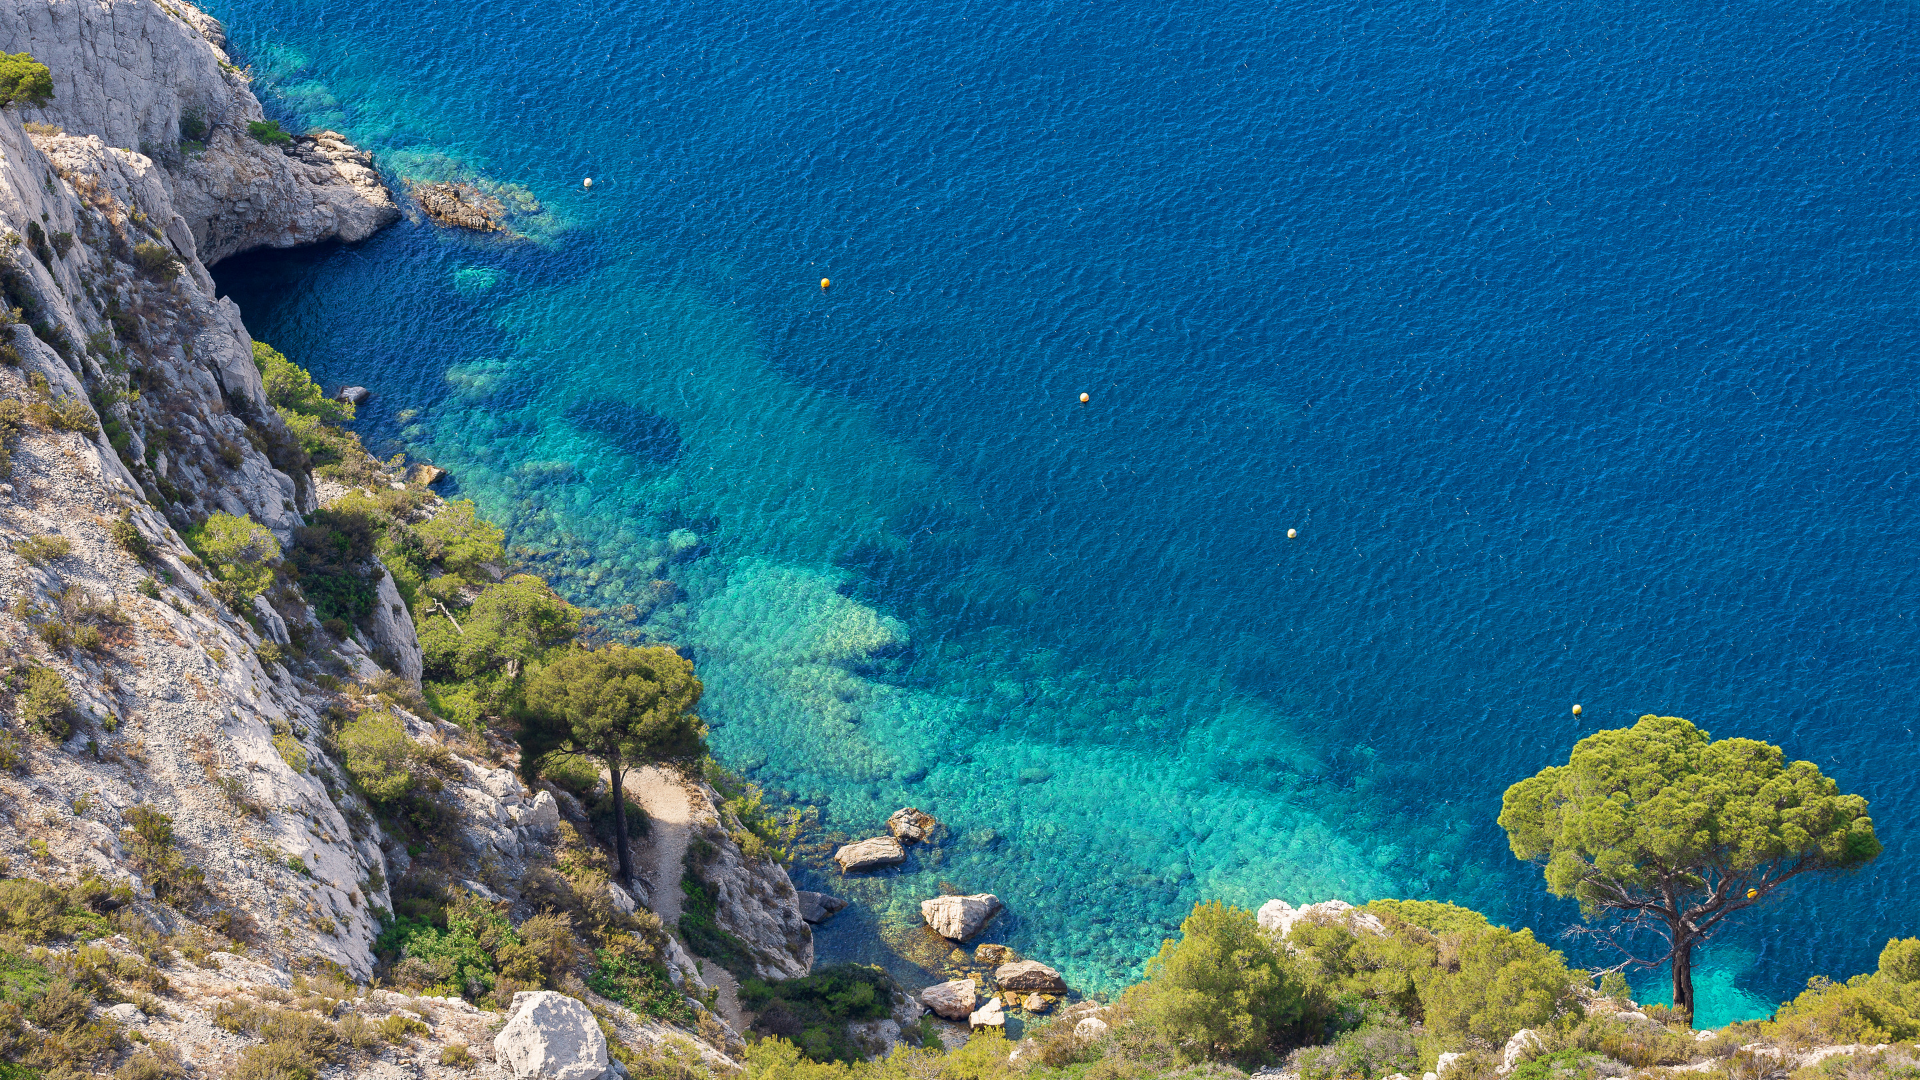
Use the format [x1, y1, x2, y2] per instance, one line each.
[207, 0, 1919, 1021]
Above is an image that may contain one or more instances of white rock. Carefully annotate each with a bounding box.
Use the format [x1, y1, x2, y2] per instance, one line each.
[339, 386, 372, 405]
[969, 995, 1006, 1029]
[1424, 1072, 1439, 1080]
[521, 790, 561, 840]
[494, 991, 610, 1080]
[921, 894, 1003, 941]
[608, 882, 637, 916]
[103, 1003, 145, 1025]
[1436, 1053, 1464, 1076]
[208, 952, 293, 990]
[252, 595, 291, 645]
[1256, 898, 1387, 940]
[1075, 1016, 1110, 1039]
[1500, 1029, 1545, 1074]
[919, 979, 978, 1020]
[486, 768, 525, 804]
[365, 568, 423, 686]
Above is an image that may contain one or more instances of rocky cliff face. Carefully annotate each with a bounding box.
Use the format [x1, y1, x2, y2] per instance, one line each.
[0, 0, 397, 264]
[684, 780, 815, 981]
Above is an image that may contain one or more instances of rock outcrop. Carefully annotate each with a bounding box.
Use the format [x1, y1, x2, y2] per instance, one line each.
[495, 992, 611, 1080]
[0, 0, 398, 264]
[1257, 898, 1386, 940]
[835, 835, 907, 872]
[681, 778, 813, 979]
[920, 979, 979, 1020]
[922, 893, 1003, 941]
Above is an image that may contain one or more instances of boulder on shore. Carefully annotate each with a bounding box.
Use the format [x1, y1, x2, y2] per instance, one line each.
[922, 894, 1002, 941]
[969, 995, 1006, 1029]
[995, 960, 1066, 992]
[797, 890, 848, 925]
[338, 385, 371, 406]
[833, 836, 907, 872]
[887, 807, 938, 843]
[494, 991, 608, 1080]
[919, 979, 978, 1020]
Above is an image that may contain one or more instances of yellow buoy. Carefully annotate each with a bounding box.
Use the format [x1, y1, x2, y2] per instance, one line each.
[1747, 889, 1758, 899]
[1572, 704, 1583, 716]
[583, 177, 593, 188]
[821, 278, 831, 289]
[1287, 529, 1297, 539]
[1079, 392, 1090, 403]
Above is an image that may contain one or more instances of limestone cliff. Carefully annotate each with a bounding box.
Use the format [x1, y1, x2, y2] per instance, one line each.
[0, 0, 397, 263]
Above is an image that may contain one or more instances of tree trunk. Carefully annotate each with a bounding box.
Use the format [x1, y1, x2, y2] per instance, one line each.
[1671, 936, 1695, 1026]
[610, 758, 633, 885]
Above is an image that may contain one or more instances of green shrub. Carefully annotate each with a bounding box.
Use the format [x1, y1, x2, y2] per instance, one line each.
[110, 514, 150, 559]
[412, 499, 503, 581]
[1597, 971, 1630, 1003]
[247, 119, 294, 146]
[113, 1039, 188, 1079]
[18, 666, 73, 739]
[421, 574, 580, 681]
[440, 1044, 476, 1068]
[120, 806, 206, 907]
[738, 964, 895, 1063]
[0, 879, 67, 941]
[229, 1038, 320, 1080]
[0, 53, 52, 108]
[375, 890, 522, 1001]
[13, 535, 72, 565]
[1290, 1010, 1419, 1080]
[130, 243, 179, 281]
[335, 710, 445, 827]
[1415, 923, 1579, 1047]
[1126, 900, 1308, 1061]
[182, 512, 279, 607]
[287, 506, 378, 623]
[585, 936, 695, 1025]
[678, 865, 753, 979]
[177, 111, 207, 142]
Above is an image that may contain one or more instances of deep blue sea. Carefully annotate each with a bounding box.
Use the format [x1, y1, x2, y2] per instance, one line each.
[206, 0, 1920, 1024]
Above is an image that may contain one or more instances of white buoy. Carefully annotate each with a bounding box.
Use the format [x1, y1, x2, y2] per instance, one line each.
[583, 177, 593, 188]
[1287, 528, 1297, 539]
[1572, 703, 1583, 716]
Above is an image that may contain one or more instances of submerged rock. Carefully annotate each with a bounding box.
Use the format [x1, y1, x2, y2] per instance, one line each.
[797, 890, 848, 925]
[887, 807, 938, 844]
[995, 960, 1066, 992]
[834, 836, 907, 872]
[973, 943, 1018, 966]
[413, 181, 508, 231]
[494, 991, 608, 1080]
[919, 979, 978, 1020]
[921, 893, 1002, 941]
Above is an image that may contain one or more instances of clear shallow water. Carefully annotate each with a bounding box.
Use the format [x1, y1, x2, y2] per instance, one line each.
[208, 0, 1919, 1023]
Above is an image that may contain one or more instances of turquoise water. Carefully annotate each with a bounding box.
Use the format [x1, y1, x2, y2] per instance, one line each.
[210, 0, 1918, 1022]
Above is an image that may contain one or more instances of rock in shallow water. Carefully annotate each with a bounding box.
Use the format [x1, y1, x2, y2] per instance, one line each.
[922, 893, 1002, 941]
[834, 835, 906, 872]
[919, 979, 978, 1020]
[797, 890, 847, 924]
[494, 991, 608, 1080]
[995, 960, 1066, 992]
[969, 995, 1006, 1029]
[887, 807, 937, 843]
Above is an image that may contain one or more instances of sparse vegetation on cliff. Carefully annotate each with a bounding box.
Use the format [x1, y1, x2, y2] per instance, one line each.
[0, 53, 53, 108]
